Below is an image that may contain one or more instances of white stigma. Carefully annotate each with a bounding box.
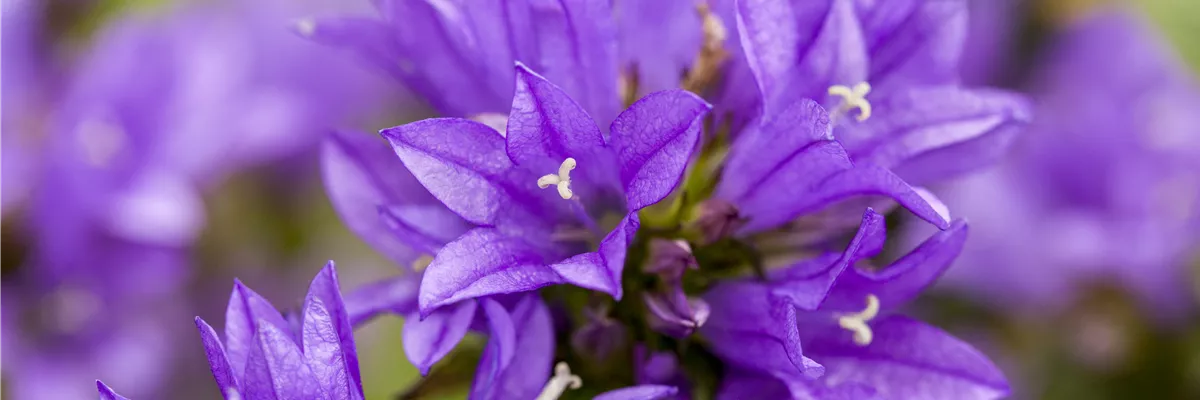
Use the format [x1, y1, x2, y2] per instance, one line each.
[537, 158, 577, 200]
[536, 362, 583, 400]
[837, 294, 880, 346]
[294, 18, 317, 38]
[828, 82, 873, 122]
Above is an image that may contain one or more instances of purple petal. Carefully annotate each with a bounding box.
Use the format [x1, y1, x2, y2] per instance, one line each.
[735, 0, 866, 115]
[224, 280, 291, 378]
[859, 0, 967, 91]
[298, 17, 405, 86]
[838, 86, 1033, 185]
[196, 317, 240, 397]
[768, 208, 886, 310]
[825, 219, 968, 312]
[615, 0, 702, 93]
[322, 131, 469, 265]
[506, 64, 619, 198]
[402, 300, 478, 375]
[549, 213, 640, 299]
[721, 99, 949, 233]
[371, 0, 509, 115]
[529, 0, 621, 125]
[343, 274, 421, 326]
[96, 380, 131, 400]
[243, 321, 326, 400]
[806, 316, 1010, 399]
[382, 118, 556, 229]
[473, 298, 518, 393]
[418, 228, 564, 313]
[610, 90, 711, 211]
[701, 282, 824, 381]
[457, 0, 536, 102]
[717, 98, 833, 210]
[715, 370, 790, 399]
[299, 262, 362, 399]
[595, 385, 680, 400]
[471, 295, 555, 399]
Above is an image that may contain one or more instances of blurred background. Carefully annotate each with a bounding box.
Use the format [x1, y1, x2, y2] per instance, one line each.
[2, 0, 1199, 399]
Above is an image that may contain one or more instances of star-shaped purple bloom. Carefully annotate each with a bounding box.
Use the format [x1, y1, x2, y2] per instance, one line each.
[701, 209, 1009, 399]
[724, 0, 1031, 187]
[99, 262, 365, 399]
[386, 63, 710, 313]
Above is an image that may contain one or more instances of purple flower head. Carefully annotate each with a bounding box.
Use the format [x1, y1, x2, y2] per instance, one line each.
[384, 64, 710, 314]
[703, 210, 1010, 399]
[926, 7, 1200, 318]
[724, 0, 1031, 188]
[98, 262, 366, 400]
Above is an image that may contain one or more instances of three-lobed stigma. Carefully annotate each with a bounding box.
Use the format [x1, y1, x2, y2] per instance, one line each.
[536, 362, 583, 400]
[538, 158, 578, 200]
[837, 293, 880, 346]
[828, 82, 873, 122]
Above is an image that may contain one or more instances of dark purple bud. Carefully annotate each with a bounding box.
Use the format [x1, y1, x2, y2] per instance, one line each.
[644, 238, 698, 281]
[634, 346, 691, 398]
[571, 305, 629, 360]
[644, 285, 710, 338]
[635, 346, 680, 384]
[692, 199, 743, 244]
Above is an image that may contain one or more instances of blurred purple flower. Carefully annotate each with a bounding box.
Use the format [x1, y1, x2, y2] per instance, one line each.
[1, 0, 55, 213]
[925, 7, 1200, 318]
[303, 0, 621, 123]
[960, 0, 1025, 85]
[5, 1, 394, 397]
[703, 209, 1010, 399]
[100, 262, 363, 399]
[722, 0, 1031, 187]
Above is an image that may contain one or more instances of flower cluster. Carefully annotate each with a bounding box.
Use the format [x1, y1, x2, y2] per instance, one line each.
[84, 0, 1040, 399]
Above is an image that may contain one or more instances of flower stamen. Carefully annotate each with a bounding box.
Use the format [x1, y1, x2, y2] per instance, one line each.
[537, 158, 577, 200]
[828, 82, 873, 122]
[536, 361, 583, 400]
[837, 294, 880, 346]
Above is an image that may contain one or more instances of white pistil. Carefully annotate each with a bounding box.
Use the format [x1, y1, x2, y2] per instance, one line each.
[536, 362, 583, 400]
[537, 158, 577, 200]
[837, 294, 880, 346]
[828, 82, 873, 122]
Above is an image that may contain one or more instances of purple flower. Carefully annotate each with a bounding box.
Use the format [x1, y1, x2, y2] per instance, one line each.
[386, 64, 709, 312]
[100, 262, 365, 399]
[923, 7, 1200, 318]
[702, 209, 1010, 399]
[713, 93, 951, 237]
[304, 0, 621, 123]
[725, 0, 1031, 187]
[2, 241, 187, 399]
